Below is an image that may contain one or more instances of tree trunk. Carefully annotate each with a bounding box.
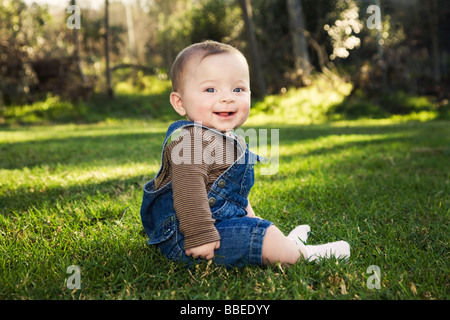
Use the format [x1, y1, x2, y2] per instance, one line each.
[71, 0, 85, 84]
[238, 0, 266, 97]
[286, 0, 312, 85]
[426, 0, 441, 84]
[125, 1, 137, 62]
[104, 0, 113, 97]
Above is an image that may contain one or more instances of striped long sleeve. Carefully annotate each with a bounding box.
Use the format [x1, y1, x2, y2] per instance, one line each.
[154, 126, 237, 249]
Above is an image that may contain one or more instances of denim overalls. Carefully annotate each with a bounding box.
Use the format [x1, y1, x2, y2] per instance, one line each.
[140, 120, 273, 267]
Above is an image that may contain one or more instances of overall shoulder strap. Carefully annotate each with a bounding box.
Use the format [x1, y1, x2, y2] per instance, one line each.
[164, 120, 194, 142]
[153, 120, 194, 177]
[163, 120, 229, 147]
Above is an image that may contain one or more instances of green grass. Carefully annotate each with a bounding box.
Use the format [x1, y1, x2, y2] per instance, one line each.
[1, 112, 448, 300]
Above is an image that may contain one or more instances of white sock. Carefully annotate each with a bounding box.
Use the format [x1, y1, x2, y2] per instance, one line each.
[287, 225, 310, 245]
[299, 240, 351, 262]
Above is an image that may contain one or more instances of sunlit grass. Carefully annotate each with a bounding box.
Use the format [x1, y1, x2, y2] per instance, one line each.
[1, 115, 448, 300]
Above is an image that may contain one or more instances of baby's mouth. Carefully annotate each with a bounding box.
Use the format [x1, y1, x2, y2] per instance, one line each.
[214, 112, 235, 117]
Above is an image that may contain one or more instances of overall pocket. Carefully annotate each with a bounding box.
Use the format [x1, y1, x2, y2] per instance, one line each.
[147, 215, 176, 245]
[140, 180, 177, 245]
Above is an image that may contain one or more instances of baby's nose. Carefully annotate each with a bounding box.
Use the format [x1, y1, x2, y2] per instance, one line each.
[221, 92, 234, 103]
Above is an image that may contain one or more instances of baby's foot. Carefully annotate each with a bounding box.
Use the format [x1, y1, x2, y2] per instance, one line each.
[287, 225, 311, 245]
[302, 240, 351, 262]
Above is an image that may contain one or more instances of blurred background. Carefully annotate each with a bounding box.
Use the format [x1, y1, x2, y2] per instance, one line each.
[1, 0, 449, 124]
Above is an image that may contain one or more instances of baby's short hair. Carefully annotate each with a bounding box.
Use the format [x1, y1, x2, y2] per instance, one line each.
[170, 40, 246, 92]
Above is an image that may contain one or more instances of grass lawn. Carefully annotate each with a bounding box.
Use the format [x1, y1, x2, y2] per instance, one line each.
[0, 115, 448, 300]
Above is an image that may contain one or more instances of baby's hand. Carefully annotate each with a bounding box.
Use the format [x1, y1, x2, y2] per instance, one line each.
[185, 241, 220, 260]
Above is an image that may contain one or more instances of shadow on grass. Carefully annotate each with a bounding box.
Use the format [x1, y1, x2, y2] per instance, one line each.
[4, 119, 444, 171]
[244, 121, 449, 166]
[0, 173, 148, 217]
[0, 127, 165, 216]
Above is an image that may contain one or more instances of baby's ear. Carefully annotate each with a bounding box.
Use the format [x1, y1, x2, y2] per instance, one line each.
[170, 92, 187, 116]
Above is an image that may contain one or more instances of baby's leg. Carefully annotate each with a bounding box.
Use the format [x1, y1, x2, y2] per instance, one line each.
[262, 225, 307, 265]
[262, 225, 351, 265]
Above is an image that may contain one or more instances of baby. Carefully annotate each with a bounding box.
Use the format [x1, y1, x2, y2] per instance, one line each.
[140, 40, 350, 267]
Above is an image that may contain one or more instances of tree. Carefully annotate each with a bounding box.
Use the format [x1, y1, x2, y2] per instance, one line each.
[238, 0, 266, 97]
[286, 0, 312, 85]
[426, 0, 441, 84]
[70, 0, 86, 84]
[104, 0, 113, 97]
[124, 0, 136, 62]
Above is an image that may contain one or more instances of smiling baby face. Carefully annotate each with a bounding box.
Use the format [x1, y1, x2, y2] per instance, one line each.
[169, 41, 251, 132]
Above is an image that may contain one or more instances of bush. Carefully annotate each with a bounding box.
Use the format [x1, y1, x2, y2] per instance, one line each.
[331, 89, 440, 120]
[251, 74, 352, 123]
[1, 95, 87, 125]
[0, 75, 176, 126]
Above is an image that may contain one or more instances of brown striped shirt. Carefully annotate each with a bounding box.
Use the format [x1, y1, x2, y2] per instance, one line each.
[154, 126, 240, 249]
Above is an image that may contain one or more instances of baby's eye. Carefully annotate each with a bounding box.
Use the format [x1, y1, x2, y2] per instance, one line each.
[233, 88, 244, 93]
[205, 88, 216, 93]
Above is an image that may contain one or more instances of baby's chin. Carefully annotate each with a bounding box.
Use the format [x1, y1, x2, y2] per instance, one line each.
[210, 121, 242, 133]
[186, 119, 240, 132]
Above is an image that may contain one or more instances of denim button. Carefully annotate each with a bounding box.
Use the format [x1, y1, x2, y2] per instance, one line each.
[218, 179, 226, 188]
[208, 197, 216, 207]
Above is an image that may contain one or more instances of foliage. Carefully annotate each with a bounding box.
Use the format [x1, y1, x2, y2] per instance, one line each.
[251, 73, 352, 124]
[250, 0, 293, 92]
[330, 89, 444, 120]
[323, 0, 362, 60]
[1, 95, 86, 125]
[250, 73, 444, 123]
[0, 0, 449, 123]
[2, 73, 445, 126]
[190, 0, 243, 44]
[0, 0, 49, 105]
[0, 75, 176, 126]
[153, 0, 244, 71]
[153, 0, 195, 70]
[0, 34, 38, 105]
[0, 0, 51, 48]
